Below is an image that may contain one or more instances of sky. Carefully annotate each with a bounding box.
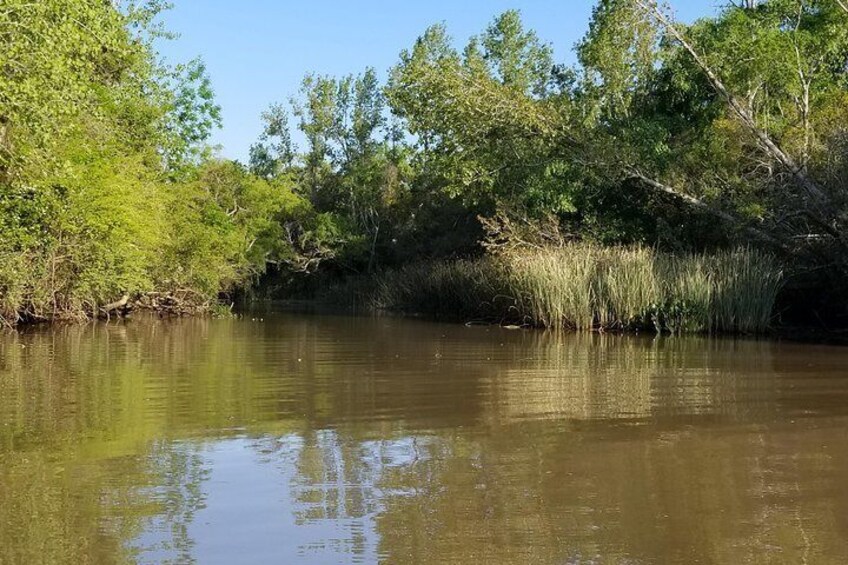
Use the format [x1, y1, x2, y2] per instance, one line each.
[156, 0, 721, 162]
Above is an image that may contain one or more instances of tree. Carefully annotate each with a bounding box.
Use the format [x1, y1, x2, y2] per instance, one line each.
[250, 103, 295, 179]
[563, 0, 848, 260]
[386, 16, 569, 216]
[0, 1, 249, 323]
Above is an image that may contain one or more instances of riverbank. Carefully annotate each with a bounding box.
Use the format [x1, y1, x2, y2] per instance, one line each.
[323, 244, 784, 335]
[0, 242, 807, 338]
[0, 289, 234, 329]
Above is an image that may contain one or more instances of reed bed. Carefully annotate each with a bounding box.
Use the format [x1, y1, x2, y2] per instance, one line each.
[372, 258, 511, 321]
[373, 244, 783, 334]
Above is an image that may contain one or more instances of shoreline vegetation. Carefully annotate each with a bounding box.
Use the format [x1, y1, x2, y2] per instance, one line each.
[364, 245, 783, 334]
[3, 2, 848, 336]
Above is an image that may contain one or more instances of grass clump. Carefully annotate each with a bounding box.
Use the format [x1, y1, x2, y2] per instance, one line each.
[373, 259, 511, 321]
[373, 244, 783, 334]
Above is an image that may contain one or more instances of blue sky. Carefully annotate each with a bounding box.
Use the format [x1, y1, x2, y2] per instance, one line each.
[156, 1, 720, 162]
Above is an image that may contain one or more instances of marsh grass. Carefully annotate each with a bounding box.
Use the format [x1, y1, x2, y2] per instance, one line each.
[373, 244, 783, 333]
[372, 259, 512, 321]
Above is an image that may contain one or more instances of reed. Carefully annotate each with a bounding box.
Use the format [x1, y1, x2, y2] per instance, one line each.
[373, 244, 783, 334]
[707, 248, 784, 333]
[373, 258, 511, 320]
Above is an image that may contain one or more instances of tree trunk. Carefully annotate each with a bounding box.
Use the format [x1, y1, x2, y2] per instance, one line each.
[635, 0, 844, 246]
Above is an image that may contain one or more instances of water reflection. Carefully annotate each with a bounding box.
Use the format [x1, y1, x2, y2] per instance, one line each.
[1, 313, 848, 563]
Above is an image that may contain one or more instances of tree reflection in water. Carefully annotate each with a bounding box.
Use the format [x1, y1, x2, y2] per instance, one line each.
[1, 313, 848, 563]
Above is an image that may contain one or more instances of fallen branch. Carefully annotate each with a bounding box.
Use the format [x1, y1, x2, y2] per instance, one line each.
[100, 294, 129, 313]
[629, 171, 789, 250]
[99, 294, 130, 320]
[134, 290, 214, 317]
[0, 311, 14, 330]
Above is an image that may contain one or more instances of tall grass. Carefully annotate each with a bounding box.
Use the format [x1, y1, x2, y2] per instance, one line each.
[371, 259, 511, 321]
[373, 244, 783, 334]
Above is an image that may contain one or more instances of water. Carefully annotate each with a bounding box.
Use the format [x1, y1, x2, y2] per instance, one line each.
[1, 312, 848, 564]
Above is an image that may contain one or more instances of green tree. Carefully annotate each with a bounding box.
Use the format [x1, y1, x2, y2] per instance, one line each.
[386, 15, 569, 216]
[0, 1, 256, 324]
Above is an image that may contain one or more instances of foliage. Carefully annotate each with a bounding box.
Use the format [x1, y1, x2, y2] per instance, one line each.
[156, 160, 301, 295]
[0, 1, 290, 324]
[385, 14, 570, 214]
[255, 67, 420, 273]
[578, 1, 848, 264]
[6, 2, 848, 330]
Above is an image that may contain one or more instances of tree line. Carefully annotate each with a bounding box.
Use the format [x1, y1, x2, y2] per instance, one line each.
[2, 1, 848, 326]
[251, 1, 848, 314]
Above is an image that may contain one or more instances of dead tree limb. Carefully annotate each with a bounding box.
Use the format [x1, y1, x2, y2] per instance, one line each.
[629, 171, 789, 250]
[100, 294, 129, 317]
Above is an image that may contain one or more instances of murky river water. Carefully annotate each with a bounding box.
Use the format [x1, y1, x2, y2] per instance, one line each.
[2, 311, 848, 564]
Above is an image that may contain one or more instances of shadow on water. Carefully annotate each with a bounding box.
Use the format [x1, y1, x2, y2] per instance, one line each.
[2, 312, 848, 563]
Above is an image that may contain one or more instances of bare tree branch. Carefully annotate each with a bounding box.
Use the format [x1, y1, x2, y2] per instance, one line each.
[629, 171, 789, 250]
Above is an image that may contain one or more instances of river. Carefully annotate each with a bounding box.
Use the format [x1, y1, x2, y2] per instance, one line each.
[1, 311, 848, 564]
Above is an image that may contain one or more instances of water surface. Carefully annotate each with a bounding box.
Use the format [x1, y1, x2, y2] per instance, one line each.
[2, 312, 848, 564]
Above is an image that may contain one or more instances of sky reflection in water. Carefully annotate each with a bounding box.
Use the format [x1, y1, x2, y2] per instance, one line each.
[2, 312, 848, 564]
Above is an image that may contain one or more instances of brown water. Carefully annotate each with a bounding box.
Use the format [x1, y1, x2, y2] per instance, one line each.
[1, 312, 848, 564]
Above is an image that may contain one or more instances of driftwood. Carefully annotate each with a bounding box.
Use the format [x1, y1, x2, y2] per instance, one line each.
[0, 312, 14, 330]
[134, 289, 214, 317]
[99, 294, 130, 319]
[101, 294, 130, 313]
[98, 290, 211, 319]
